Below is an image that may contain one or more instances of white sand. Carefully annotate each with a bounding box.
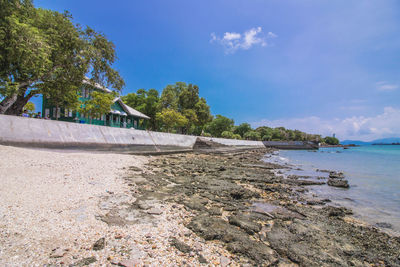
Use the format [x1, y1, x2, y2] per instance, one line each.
[0, 145, 233, 266]
[0, 145, 147, 266]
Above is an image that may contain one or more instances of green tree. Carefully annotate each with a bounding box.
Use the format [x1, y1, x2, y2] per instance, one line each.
[221, 130, 235, 139]
[233, 134, 242, 140]
[159, 84, 181, 110]
[244, 130, 261, 141]
[156, 108, 188, 133]
[323, 136, 339, 145]
[182, 109, 198, 134]
[205, 115, 234, 137]
[0, 1, 124, 115]
[234, 123, 252, 138]
[79, 91, 114, 123]
[122, 88, 160, 130]
[194, 97, 212, 126]
[23, 101, 35, 114]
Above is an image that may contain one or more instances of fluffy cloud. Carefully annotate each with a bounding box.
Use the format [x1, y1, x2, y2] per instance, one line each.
[251, 107, 400, 141]
[210, 27, 276, 54]
[376, 81, 398, 91]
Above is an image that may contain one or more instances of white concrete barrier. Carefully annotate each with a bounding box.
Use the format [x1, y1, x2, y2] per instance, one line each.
[0, 114, 196, 151]
[0, 115, 265, 151]
[200, 136, 264, 147]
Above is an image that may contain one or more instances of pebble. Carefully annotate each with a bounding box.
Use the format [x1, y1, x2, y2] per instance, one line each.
[220, 255, 231, 267]
[118, 259, 141, 267]
[147, 208, 163, 215]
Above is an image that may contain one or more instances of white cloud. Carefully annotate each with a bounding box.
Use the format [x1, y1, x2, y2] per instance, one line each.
[376, 81, 398, 91]
[223, 32, 241, 41]
[251, 107, 400, 141]
[210, 27, 276, 54]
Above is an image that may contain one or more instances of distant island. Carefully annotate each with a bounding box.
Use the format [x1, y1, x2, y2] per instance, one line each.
[341, 137, 400, 146]
[372, 142, 400, 146]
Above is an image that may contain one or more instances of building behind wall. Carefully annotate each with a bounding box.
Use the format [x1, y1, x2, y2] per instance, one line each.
[42, 80, 150, 129]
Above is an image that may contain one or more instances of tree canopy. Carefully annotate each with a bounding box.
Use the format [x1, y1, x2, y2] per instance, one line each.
[0, 0, 124, 115]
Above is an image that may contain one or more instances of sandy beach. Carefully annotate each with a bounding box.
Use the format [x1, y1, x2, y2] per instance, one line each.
[0, 145, 233, 266]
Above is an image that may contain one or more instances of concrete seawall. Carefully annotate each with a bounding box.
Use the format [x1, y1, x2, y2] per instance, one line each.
[200, 136, 264, 147]
[0, 115, 264, 153]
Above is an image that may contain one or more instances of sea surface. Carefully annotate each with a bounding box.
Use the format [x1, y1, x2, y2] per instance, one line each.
[263, 145, 400, 236]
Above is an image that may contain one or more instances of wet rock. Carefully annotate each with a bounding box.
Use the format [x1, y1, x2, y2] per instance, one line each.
[207, 207, 222, 216]
[92, 237, 105, 251]
[327, 178, 349, 188]
[329, 171, 345, 179]
[228, 215, 262, 234]
[188, 215, 278, 265]
[324, 206, 353, 217]
[184, 196, 208, 211]
[135, 200, 151, 210]
[376, 222, 393, 229]
[72, 256, 97, 266]
[170, 238, 192, 253]
[306, 199, 327, 206]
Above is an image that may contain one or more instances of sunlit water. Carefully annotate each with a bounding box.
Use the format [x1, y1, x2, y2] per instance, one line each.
[263, 145, 400, 236]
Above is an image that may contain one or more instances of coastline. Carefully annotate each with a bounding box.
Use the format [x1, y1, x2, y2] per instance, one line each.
[1, 145, 399, 266]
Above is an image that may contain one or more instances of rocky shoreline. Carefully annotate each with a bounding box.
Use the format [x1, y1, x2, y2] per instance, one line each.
[2, 146, 399, 266]
[122, 148, 400, 266]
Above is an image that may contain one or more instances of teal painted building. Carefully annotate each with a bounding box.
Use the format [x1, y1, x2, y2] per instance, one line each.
[42, 80, 149, 129]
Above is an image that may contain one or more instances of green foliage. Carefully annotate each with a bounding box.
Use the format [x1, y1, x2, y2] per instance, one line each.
[23, 101, 35, 113]
[262, 134, 272, 141]
[79, 91, 114, 122]
[0, 0, 124, 114]
[323, 136, 339, 145]
[201, 132, 212, 137]
[244, 130, 261, 141]
[122, 89, 160, 130]
[234, 123, 252, 138]
[205, 115, 234, 137]
[123, 82, 211, 133]
[156, 108, 188, 132]
[233, 134, 242, 140]
[221, 131, 235, 139]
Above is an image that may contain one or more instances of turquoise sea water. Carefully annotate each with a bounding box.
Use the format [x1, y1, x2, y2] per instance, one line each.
[264, 145, 400, 235]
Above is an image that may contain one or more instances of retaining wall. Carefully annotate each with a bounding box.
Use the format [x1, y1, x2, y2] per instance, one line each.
[0, 115, 197, 152]
[0, 115, 265, 152]
[200, 136, 264, 147]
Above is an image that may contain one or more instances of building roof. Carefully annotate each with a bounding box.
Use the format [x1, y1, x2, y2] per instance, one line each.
[83, 77, 113, 93]
[83, 77, 150, 120]
[113, 98, 150, 119]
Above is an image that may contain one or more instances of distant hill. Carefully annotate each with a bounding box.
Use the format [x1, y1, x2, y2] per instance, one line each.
[341, 137, 400, 145]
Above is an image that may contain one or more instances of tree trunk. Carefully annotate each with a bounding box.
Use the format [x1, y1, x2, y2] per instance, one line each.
[4, 89, 36, 116]
[0, 94, 18, 114]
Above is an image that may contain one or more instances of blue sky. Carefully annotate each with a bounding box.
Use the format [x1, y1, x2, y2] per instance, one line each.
[33, 0, 400, 141]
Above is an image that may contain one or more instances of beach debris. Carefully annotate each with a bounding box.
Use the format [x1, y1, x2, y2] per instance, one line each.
[198, 254, 208, 264]
[170, 238, 192, 253]
[72, 256, 97, 266]
[117, 259, 141, 267]
[92, 237, 105, 251]
[49, 247, 67, 258]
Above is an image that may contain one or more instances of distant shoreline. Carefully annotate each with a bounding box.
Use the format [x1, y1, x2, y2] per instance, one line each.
[319, 144, 358, 148]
